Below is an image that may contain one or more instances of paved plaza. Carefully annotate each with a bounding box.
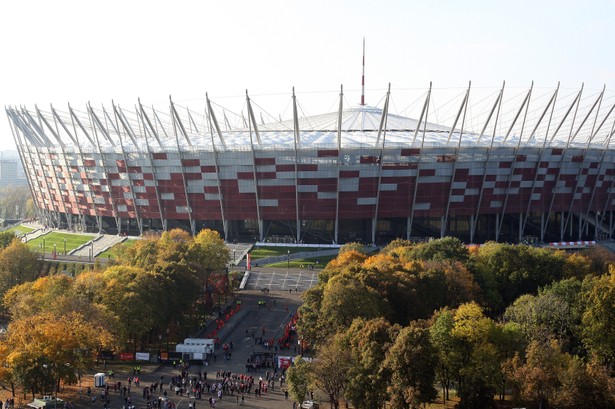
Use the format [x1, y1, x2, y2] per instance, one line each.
[1, 269, 321, 409]
[243, 268, 319, 292]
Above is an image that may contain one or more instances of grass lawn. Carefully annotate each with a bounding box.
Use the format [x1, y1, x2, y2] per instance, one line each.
[26, 232, 94, 254]
[5, 224, 34, 237]
[265, 254, 337, 268]
[97, 239, 138, 259]
[250, 245, 329, 260]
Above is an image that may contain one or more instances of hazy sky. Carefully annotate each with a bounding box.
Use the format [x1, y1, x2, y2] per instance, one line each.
[1, 0, 614, 150]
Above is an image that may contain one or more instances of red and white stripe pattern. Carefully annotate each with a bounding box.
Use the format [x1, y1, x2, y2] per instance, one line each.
[549, 241, 596, 248]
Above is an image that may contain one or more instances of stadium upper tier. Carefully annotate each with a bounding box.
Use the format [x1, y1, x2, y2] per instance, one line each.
[6, 85, 615, 151]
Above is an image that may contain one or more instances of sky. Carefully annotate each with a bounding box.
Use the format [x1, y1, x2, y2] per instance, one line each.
[1, 0, 615, 151]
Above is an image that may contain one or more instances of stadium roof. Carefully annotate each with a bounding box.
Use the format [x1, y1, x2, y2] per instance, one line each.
[7, 85, 615, 151]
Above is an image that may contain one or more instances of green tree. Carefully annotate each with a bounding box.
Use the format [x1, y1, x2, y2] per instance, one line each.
[383, 322, 438, 409]
[287, 356, 311, 404]
[581, 267, 615, 364]
[472, 242, 567, 314]
[100, 265, 167, 348]
[320, 274, 386, 334]
[297, 286, 326, 347]
[429, 309, 462, 402]
[504, 292, 573, 345]
[452, 302, 500, 409]
[408, 237, 469, 262]
[0, 231, 16, 249]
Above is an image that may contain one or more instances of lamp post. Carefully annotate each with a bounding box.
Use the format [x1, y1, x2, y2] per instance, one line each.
[63, 238, 67, 255]
[287, 249, 290, 272]
[158, 334, 162, 361]
[233, 249, 236, 267]
[53, 243, 56, 259]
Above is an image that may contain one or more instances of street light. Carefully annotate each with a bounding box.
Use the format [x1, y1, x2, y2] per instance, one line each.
[63, 238, 67, 255]
[287, 249, 290, 271]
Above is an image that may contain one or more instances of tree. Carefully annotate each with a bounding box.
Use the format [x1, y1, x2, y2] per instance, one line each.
[471, 242, 567, 314]
[343, 318, 401, 409]
[317, 250, 368, 285]
[418, 260, 480, 316]
[491, 322, 525, 403]
[2, 311, 114, 398]
[0, 232, 16, 250]
[504, 292, 573, 345]
[319, 275, 386, 334]
[452, 302, 500, 409]
[555, 355, 615, 409]
[287, 357, 311, 404]
[408, 237, 469, 262]
[100, 265, 167, 347]
[507, 338, 567, 409]
[380, 239, 413, 256]
[0, 186, 33, 219]
[3, 272, 120, 337]
[383, 322, 438, 409]
[581, 267, 615, 364]
[339, 242, 367, 255]
[156, 229, 193, 267]
[116, 233, 160, 269]
[0, 239, 41, 314]
[190, 228, 229, 276]
[311, 335, 351, 409]
[297, 286, 327, 347]
[430, 309, 462, 402]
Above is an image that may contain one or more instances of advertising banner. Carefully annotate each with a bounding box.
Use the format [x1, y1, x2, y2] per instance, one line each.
[120, 352, 134, 361]
[135, 352, 150, 361]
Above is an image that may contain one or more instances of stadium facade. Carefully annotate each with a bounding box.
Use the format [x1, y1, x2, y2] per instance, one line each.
[6, 83, 615, 244]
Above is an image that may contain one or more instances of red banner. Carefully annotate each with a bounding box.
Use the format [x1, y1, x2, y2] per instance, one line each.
[278, 357, 292, 369]
[120, 352, 134, 361]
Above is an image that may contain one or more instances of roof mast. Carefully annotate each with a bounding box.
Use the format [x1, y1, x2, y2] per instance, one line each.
[361, 37, 366, 106]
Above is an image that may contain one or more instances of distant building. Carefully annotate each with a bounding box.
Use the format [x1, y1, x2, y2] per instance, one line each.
[0, 151, 27, 188]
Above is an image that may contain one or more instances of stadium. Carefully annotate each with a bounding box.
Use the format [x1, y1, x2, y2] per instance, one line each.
[6, 82, 615, 244]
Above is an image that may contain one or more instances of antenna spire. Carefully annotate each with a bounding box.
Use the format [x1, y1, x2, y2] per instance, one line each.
[361, 37, 365, 106]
